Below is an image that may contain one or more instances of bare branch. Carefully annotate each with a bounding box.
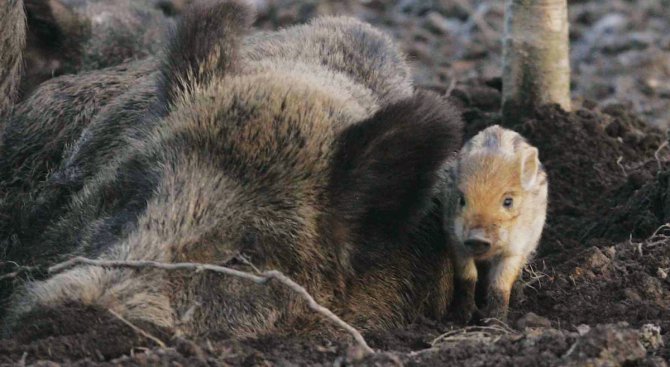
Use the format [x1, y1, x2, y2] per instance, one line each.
[108, 309, 167, 348]
[48, 256, 374, 355]
[49, 257, 268, 283]
[261, 270, 373, 354]
[0, 271, 21, 281]
[0, 262, 43, 281]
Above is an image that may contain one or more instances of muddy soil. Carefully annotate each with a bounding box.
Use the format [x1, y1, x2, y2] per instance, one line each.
[2, 0, 670, 366]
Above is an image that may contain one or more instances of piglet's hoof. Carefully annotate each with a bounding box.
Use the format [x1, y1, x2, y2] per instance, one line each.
[479, 306, 509, 325]
[480, 288, 508, 318]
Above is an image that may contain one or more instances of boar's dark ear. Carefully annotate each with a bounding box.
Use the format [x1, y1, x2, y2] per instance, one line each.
[330, 91, 463, 238]
[157, 0, 254, 108]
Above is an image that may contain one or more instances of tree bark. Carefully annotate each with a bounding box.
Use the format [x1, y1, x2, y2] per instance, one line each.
[502, 0, 571, 123]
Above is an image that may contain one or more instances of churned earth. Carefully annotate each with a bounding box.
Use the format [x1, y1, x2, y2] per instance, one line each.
[1, 0, 669, 365]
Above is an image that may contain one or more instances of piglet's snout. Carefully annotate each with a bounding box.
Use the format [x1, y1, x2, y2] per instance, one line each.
[464, 228, 491, 256]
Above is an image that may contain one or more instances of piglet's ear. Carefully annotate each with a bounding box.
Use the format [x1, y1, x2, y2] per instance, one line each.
[520, 146, 540, 190]
[329, 91, 463, 238]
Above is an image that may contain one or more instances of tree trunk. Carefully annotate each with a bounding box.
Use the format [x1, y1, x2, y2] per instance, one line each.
[0, 0, 26, 123]
[502, 0, 571, 123]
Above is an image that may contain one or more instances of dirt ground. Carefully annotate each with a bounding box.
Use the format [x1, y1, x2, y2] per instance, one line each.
[1, 0, 669, 366]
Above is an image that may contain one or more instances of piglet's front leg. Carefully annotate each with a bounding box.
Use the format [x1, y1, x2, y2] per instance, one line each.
[450, 255, 478, 324]
[482, 255, 525, 321]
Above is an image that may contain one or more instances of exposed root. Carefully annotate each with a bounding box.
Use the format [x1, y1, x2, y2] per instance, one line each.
[643, 223, 670, 248]
[654, 140, 668, 172]
[627, 223, 670, 257]
[616, 156, 628, 177]
[17, 352, 27, 367]
[649, 223, 670, 238]
[430, 322, 519, 347]
[521, 262, 549, 291]
[479, 318, 518, 333]
[48, 256, 375, 355]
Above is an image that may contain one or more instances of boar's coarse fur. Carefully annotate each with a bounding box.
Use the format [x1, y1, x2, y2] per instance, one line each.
[1, 0, 464, 338]
[18, 0, 181, 100]
[0, 0, 26, 122]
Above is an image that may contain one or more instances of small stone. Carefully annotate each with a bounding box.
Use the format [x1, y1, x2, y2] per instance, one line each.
[639, 324, 664, 351]
[657, 268, 668, 280]
[576, 324, 591, 336]
[639, 274, 664, 299]
[583, 247, 611, 270]
[516, 312, 551, 329]
[572, 324, 647, 362]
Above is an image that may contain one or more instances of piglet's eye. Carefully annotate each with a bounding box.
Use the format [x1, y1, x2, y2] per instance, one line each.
[503, 197, 513, 209]
[458, 192, 466, 207]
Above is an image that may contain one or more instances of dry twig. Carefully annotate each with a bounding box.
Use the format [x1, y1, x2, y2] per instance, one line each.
[521, 263, 549, 291]
[49, 256, 374, 355]
[445, 77, 458, 97]
[644, 223, 670, 248]
[616, 156, 628, 177]
[108, 309, 167, 348]
[409, 320, 519, 358]
[430, 323, 519, 347]
[654, 140, 669, 172]
[650, 223, 670, 238]
[0, 262, 42, 281]
[0, 271, 22, 282]
[626, 223, 670, 258]
[17, 352, 27, 367]
[431, 327, 500, 346]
